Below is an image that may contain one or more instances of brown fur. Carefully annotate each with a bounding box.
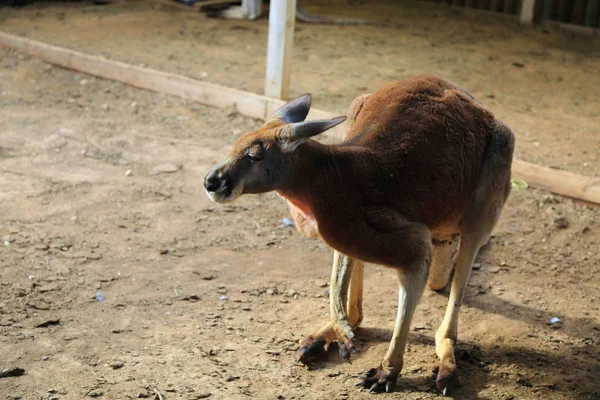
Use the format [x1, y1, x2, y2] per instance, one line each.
[277, 75, 501, 268]
[205, 74, 515, 395]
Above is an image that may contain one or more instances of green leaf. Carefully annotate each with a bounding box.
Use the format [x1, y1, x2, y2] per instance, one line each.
[511, 179, 528, 191]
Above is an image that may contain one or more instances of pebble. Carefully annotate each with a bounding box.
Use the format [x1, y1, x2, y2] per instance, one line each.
[125, 169, 132, 176]
[472, 263, 482, 270]
[88, 389, 103, 397]
[266, 288, 275, 295]
[110, 328, 122, 334]
[0, 366, 25, 378]
[554, 217, 569, 229]
[110, 361, 124, 369]
[151, 163, 179, 175]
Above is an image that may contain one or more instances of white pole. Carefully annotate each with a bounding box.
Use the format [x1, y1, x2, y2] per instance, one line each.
[264, 0, 297, 99]
[519, 0, 536, 24]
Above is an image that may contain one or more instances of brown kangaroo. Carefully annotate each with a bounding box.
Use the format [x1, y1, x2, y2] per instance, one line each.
[203, 74, 515, 395]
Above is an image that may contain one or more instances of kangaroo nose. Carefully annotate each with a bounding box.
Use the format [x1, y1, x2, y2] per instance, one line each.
[204, 172, 222, 192]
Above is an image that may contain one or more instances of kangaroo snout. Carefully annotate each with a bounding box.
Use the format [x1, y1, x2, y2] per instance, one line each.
[203, 170, 227, 193]
[203, 166, 233, 203]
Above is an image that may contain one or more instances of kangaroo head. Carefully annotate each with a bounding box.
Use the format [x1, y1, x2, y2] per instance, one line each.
[203, 94, 345, 203]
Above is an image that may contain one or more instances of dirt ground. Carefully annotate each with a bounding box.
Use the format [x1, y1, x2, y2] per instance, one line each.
[0, 1, 599, 400]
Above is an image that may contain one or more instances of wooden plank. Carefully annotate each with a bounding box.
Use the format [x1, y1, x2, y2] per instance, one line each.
[0, 31, 598, 205]
[557, 0, 573, 21]
[585, 0, 600, 25]
[571, 0, 588, 24]
[0, 31, 343, 134]
[503, 0, 519, 13]
[478, 0, 492, 11]
[512, 160, 600, 204]
[520, 0, 537, 22]
[542, 0, 555, 20]
[264, 0, 297, 99]
[491, 0, 505, 12]
[544, 19, 600, 36]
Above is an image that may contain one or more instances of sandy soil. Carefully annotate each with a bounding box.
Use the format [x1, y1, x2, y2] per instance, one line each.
[0, 2, 599, 400]
[1, 0, 600, 177]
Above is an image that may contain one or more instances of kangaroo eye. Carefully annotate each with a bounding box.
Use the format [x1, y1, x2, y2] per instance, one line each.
[246, 144, 264, 162]
[246, 153, 263, 162]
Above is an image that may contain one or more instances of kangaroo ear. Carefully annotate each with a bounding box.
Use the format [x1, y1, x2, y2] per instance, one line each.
[267, 94, 312, 124]
[279, 116, 347, 142]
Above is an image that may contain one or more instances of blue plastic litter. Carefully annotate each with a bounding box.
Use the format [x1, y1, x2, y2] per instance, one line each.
[282, 217, 294, 227]
[550, 317, 561, 324]
[95, 291, 104, 302]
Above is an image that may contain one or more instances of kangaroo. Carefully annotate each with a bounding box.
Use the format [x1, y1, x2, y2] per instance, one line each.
[203, 74, 515, 395]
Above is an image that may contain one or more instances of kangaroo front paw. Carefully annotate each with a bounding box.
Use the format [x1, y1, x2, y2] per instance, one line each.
[355, 366, 398, 393]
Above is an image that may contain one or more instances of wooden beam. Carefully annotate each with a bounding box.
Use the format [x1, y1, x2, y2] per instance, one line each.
[264, 0, 296, 99]
[512, 160, 600, 204]
[0, 31, 598, 205]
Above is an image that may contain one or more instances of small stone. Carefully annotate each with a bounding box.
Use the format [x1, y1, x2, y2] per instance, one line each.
[88, 389, 103, 397]
[110, 328, 122, 334]
[516, 376, 532, 387]
[489, 267, 500, 274]
[42, 355, 50, 361]
[35, 318, 61, 328]
[197, 392, 211, 398]
[472, 263, 482, 270]
[554, 217, 569, 229]
[151, 163, 179, 175]
[266, 288, 274, 295]
[0, 366, 25, 378]
[125, 169, 132, 176]
[80, 79, 88, 85]
[101, 103, 109, 111]
[110, 361, 124, 369]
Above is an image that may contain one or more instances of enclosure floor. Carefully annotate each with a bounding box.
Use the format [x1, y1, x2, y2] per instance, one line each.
[0, 2, 599, 400]
[1, 0, 599, 176]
